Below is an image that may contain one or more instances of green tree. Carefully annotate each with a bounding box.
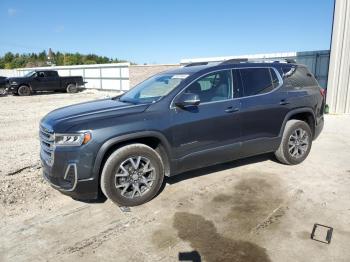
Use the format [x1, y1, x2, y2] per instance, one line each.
[0, 50, 130, 69]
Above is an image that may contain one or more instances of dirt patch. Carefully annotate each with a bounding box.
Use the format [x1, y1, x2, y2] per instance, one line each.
[57, 217, 142, 255]
[173, 212, 271, 262]
[0, 162, 68, 219]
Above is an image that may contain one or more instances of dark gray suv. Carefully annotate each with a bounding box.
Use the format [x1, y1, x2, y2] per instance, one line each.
[40, 60, 325, 206]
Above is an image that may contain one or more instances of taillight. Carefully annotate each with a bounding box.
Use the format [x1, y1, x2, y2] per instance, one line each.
[319, 88, 326, 98]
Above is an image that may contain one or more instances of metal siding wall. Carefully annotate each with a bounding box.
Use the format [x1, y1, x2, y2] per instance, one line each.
[327, 0, 350, 114]
[293, 51, 330, 89]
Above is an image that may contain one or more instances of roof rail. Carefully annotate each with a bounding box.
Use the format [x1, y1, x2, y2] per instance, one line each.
[184, 62, 209, 67]
[283, 58, 297, 64]
[245, 58, 297, 64]
[184, 58, 296, 67]
[219, 58, 249, 65]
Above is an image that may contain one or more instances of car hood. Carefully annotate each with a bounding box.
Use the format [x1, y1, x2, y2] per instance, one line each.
[7, 77, 24, 82]
[41, 98, 150, 132]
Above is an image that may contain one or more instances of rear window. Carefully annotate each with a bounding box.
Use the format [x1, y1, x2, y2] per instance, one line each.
[45, 71, 58, 77]
[240, 68, 279, 96]
[284, 66, 318, 88]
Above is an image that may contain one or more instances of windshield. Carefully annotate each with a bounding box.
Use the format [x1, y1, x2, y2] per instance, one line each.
[24, 71, 36, 77]
[119, 74, 189, 104]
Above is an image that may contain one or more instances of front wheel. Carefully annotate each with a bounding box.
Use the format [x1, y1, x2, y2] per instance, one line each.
[275, 120, 312, 165]
[17, 85, 31, 96]
[66, 83, 78, 93]
[101, 144, 164, 206]
[0, 87, 7, 96]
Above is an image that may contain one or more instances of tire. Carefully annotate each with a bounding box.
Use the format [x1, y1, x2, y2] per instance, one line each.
[101, 144, 164, 206]
[17, 85, 31, 96]
[0, 87, 7, 96]
[66, 83, 78, 93]
[275, 120, 312, 165]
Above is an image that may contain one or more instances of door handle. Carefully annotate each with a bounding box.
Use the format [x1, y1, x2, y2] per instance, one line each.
[279, 99, 290, 105]
[225, 107, 240, 113]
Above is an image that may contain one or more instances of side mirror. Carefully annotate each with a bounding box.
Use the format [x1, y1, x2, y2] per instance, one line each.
[175, 93, 200, 108]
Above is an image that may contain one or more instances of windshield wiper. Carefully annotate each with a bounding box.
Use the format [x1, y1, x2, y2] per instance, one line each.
[119, 97, 138, 104]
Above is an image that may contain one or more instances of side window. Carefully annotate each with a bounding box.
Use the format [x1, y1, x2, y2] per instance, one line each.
[285, 67, 318, 88]
[240, 68, 275, 96]
[45, 71, 54, 77]
[185, 70, 232, 103]
[38, 72, 45, 77]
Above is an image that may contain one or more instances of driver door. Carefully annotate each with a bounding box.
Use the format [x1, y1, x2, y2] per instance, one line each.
[170, 70, 242, 172]
[33, 71, 59, 91]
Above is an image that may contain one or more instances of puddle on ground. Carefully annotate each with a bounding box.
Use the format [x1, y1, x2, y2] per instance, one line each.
[151, 229, 178, 249]
[152, 173, 288, 260]
[173, 212, 271, 262]
[212, 176, 286, 233]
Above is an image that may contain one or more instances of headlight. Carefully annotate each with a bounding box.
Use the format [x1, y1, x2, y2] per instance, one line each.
[54, 132, 91, 146]
[10, 81, 18, 85]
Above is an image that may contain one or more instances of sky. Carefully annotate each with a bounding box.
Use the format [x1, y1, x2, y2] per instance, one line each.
[0, 0, 335, 64]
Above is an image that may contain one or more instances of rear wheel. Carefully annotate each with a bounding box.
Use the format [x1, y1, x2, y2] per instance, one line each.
[101, 144, 164, 206]
[17, 85, 31, 96]
[66, 83, 78, 93]
[275, 120, 312, 165]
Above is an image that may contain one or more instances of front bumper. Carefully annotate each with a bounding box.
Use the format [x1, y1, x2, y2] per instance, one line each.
[42, 167, 99, 200]
[6, 84, 17, 93]
[40, 140, 100, 200]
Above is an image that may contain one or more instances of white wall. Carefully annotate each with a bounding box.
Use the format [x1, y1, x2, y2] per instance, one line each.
[1, 63, 182, 91]
[0, 69, 18, 77]
[327, 0, 350, 114]
[1, 63, 130, 91]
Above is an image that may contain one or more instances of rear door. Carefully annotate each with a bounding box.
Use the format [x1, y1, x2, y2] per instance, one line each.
[238, 67, 289, 154]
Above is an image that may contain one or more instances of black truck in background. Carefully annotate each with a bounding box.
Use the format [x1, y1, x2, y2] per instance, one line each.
[0, 76, 7, 95]
[6, 70, 85, 96]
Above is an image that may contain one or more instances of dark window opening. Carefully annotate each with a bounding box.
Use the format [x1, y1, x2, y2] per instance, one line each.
[240, 68, 278, 96]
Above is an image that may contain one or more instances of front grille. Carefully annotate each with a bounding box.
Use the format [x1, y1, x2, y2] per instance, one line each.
[40, 125, 55, 166]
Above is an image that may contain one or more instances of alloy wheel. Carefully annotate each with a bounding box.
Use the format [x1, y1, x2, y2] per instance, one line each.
[114, 156, 156, 199]
[288, 128, 309, 158]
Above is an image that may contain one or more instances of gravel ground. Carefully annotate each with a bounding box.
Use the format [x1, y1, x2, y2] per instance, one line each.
[1, 92, 350, 262]
[0, 90, 120, 218]
[0, 90, 120, 176]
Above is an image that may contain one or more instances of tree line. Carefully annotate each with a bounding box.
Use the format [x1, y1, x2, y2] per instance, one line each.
[0, 51, 129, 69]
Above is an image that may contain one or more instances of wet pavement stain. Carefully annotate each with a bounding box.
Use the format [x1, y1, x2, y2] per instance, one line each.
[212, 177, 285, 232]
[152, 229, 178, 249]
[297, 230, 311, 240]
[173, 212, 271, 262]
